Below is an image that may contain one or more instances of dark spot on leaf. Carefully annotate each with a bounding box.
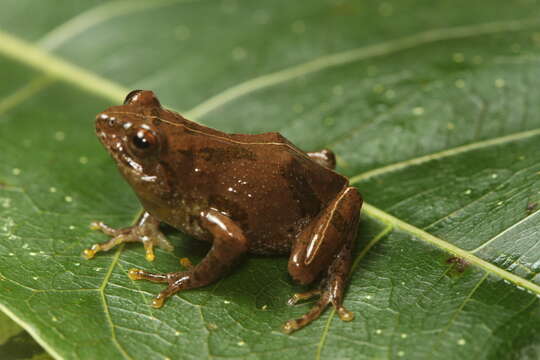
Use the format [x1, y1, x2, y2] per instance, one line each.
[446, 256, 470, 274]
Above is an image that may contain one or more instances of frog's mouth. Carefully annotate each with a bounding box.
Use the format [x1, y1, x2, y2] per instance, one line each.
[96, 130, 140, 172]
[95, 112, 158, 184]
[100, 135, 159, 184]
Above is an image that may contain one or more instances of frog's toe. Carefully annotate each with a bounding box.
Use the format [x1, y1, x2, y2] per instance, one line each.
[84, 215, 173, 261]
[89, 221, 124, 236]
[155, 232, 174, 252]
[282, 319, 301, 334]
[282, 293, 331, 334]
[337, 306, 354, 322]
[179, 257, 194, 270]
[82, 245, 99, 259]
[82, 233, 129, 260]
[127, 268, 170, 283]
[142, 239, 156, 262]
[287, 289, 321, 306]
[151, 295, 165, 309]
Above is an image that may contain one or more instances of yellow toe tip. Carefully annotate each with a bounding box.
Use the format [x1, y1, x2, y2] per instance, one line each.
[89, 222, 100, 230]
[179, 257, 193, 269]
[282, 320, 298, 334]
[145, 253, 155, 262]
[82, 248, 96, 259]
[338, 308, 354, 322]
[151, 297, 164, 309]
[128, 268, 143, 280]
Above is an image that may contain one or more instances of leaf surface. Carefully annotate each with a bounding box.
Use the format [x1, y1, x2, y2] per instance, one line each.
[1, 1, 540, 359]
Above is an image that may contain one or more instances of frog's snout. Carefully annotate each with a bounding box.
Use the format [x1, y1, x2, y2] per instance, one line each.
[96, 113, 116, 129]
[95, 112, 124, 139]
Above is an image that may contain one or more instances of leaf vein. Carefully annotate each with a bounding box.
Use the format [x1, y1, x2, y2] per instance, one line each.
[361, 202, 540, 294]
[186, 17, 540, 119]
[350, 128, 540, 184]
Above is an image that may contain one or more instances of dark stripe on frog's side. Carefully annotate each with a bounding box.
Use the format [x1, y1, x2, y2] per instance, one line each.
[330, 211, 347, 233]
[199, 146, 257, 162]
[280, 158, 322, 219]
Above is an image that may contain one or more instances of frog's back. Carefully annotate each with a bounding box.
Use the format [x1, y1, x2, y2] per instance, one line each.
[182, 130, 348, 254]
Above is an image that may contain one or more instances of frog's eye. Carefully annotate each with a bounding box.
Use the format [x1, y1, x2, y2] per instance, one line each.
[130, 128, 158, 152]
[123, 90, 161, 107]
[124, 90, 143, 105]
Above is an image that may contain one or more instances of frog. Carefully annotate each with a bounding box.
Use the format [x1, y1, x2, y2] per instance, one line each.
[83, 90, 363, 333]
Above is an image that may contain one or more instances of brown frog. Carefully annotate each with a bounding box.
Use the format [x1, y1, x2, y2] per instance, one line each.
[84, 90, 362, 333]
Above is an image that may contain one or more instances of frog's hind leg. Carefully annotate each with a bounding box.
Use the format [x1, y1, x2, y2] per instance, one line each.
[307, 149, 336, 169]
[83, 211, 173, 262]
[284, 186, 361, 333]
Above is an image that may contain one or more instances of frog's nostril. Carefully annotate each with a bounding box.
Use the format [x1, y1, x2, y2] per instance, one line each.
[97, 113, 117, 127]
[98, 113, 109, 121]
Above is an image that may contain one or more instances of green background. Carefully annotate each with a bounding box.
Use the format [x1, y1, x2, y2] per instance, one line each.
[1, 0, 540, 359]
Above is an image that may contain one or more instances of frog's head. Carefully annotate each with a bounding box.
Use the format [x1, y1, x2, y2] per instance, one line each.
[95, 90, 171, 199]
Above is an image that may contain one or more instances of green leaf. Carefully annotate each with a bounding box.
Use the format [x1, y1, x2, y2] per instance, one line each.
[1, 1, 540, 359]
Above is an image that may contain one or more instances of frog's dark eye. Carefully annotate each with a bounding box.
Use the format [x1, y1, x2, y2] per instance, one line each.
[131, 128, 157, 151]
[124, 90, 143, 105]
[123, 90, 161, 107]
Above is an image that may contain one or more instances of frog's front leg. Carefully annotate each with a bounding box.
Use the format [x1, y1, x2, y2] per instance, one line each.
[83, 211, 173, 262]
[128, 209, 248, 308]
[284, 186, 362, 333]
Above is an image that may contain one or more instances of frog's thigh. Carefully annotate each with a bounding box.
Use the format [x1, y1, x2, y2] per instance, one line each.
[288, 186, 361, 284]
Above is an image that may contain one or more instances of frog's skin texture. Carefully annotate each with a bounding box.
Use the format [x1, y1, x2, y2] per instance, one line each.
[84, 90, 363, 333]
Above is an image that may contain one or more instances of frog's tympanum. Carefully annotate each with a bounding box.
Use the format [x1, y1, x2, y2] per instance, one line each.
[84, 90, 362, 333]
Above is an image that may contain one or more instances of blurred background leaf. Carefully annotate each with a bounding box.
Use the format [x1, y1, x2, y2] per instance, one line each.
[1, 0, 540, 359]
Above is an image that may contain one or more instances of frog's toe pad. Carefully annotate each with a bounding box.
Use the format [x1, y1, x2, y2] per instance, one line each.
[282, 320, 301, 334]
[128, 268, 145, 280]
[82, 244, 102, 259]
[337, 307, 354, 322]
[151, 295, 165, 309]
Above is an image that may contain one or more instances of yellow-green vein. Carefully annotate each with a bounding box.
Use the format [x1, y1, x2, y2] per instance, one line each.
[350, 128, 540, 184]
[2, 17, 539, 120]
[429, 273, 488, 354]
[39, 0, 192, 50]
[186, 17, 540, 119]
[0, 76, 54, 116]
[0, 29, 128, 103]
[362, 202, 540, 295]
[99, 245, 132, 360]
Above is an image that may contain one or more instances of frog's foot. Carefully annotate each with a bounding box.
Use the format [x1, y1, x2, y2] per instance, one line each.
[282, 289, 354, 334]
[127, 268, 192, 308]
[83, 212, 173, 261]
